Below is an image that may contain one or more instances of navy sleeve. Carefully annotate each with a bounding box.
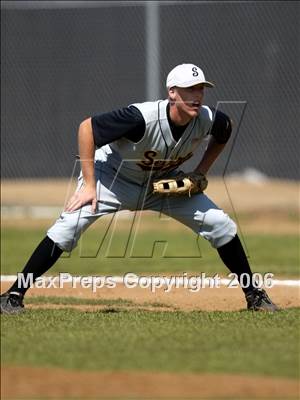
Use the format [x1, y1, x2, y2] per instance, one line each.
[210, 109, 232, 144]
[91, 106, 146, 148]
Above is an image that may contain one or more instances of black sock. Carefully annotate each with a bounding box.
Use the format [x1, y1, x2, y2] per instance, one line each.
[8, 236, 63, 296]
[217, 235, 255, 294]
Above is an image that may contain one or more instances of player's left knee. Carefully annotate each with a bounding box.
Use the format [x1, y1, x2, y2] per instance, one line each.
[194, 209, 237, 248]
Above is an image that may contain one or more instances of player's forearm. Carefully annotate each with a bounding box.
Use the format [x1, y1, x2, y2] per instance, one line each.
[195, 136, 226, 175]
[78, 118, 96, 188]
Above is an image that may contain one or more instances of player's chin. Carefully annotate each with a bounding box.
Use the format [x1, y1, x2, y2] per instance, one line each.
[187, 108, 199, 118]
[181, 104, 199, 119]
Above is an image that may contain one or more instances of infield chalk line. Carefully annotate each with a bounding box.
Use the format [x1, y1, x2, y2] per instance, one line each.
[1, 275, 299, 287]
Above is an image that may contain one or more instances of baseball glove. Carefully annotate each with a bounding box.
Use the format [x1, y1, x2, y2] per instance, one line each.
[152, 172, 208, 197]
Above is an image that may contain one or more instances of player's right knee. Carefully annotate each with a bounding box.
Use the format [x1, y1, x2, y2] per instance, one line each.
[47, 233, 80, 253]
[47, 228, 81, 252]
[47, 213, 85, 252]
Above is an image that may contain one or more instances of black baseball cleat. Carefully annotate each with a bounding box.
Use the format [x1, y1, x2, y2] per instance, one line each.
[0, 292, 24, 314]
[245, 288, 279, 312]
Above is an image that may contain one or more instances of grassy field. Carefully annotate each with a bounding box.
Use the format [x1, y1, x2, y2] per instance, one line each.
[1, 226, 299, 277]
[1, 306, 299, 379]
[1, 224, 299, 396]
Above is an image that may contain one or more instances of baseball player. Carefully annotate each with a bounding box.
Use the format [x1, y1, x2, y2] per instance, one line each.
[1, 63, 278, 314]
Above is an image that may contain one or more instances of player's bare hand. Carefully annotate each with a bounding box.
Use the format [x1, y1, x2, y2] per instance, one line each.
[65, 185, 97, 213]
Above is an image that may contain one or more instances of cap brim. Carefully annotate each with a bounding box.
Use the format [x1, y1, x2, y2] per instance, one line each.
[176, 80, 215, 88]
[203, 81, 215, 88]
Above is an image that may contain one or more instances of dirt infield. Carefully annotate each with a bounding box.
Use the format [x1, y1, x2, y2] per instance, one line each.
[1, 281, 299, 312]
[2, 178, 299, 210]
[1, 178, 299, 234]
[2, 365, 299, 399]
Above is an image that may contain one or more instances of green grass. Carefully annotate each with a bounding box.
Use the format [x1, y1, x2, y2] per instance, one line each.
[1, 227, 299, 276]
[24, 295, 170, 308]
[1, 307, 299, 379]
[25, 296, 136, 306]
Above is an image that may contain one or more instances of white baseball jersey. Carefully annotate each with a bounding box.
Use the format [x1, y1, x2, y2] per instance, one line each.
[95, 99, 213, 184]
[48, 99, 237, 252]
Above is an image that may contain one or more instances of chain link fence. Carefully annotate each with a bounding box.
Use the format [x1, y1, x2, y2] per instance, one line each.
[1, 1, 299, 179]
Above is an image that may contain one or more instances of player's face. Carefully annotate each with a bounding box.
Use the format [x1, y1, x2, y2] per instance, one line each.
[169, 84, 205, 121]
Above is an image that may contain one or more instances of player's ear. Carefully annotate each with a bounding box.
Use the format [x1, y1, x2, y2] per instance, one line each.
[168, 87, 176, 103]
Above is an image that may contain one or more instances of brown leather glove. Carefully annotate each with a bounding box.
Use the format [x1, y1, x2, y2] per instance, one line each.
[153, 172, 208, 197]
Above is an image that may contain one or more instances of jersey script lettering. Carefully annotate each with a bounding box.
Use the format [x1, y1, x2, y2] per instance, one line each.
[136, 150, 193, 172]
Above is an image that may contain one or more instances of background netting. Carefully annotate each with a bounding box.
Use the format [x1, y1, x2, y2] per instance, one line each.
[1, 1, 299, 179]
